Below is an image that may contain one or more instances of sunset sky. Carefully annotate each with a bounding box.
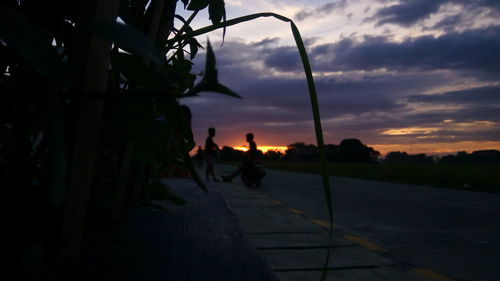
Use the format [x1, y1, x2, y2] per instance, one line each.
[179, 0, 500, 156]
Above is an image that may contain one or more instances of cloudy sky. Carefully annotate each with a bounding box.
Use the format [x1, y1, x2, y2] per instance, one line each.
[178, 0, 500, 155]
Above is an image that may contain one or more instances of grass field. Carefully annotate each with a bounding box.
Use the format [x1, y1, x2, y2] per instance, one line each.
[259, 162, 500, 193]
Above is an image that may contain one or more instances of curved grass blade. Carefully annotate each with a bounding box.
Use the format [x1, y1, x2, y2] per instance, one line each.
[290, 21, 333, 281]
[168, 12, 334, 280]
[166, 13, 290, 45]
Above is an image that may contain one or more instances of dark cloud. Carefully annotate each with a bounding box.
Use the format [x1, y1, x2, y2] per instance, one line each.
[452, 106, 500, 123]
[431, 14, 463, 32]
[263, 46, 302, 72]
[183, 38, 500, 147]
[313, 73, 447, 114]
[192, 65, 443, 120]
[366, 86, 500, 143]
[373, 0, 441, 26]
[263, 26, 500, 77]
[371, 0, 500, 27]
[304, 37, 321, 46]
[321, 1, 348, 14]
[295, 10, 313, 22]
[407, 85, 500, 105]
[295, 0, 347, 21]
[251, 37, 280, 47]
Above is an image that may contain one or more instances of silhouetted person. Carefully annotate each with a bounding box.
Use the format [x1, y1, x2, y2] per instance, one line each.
[195, 145, 204, 168]
[205, 127, 220, 181]
[222, 133, 259, 182]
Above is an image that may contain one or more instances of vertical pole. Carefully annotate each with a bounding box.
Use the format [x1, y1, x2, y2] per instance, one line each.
[58, 0, 120, 264]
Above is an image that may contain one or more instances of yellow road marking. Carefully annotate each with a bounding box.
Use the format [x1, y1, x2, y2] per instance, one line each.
[250, 189, 456, 281]
[288, 207, 305, 215]
[411, 268, 457, 281]
[344, 235, 389, 252]
[310, 219, 331, 228]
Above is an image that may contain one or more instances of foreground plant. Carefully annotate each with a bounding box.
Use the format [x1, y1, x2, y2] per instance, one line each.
[0, 0, 332, 280]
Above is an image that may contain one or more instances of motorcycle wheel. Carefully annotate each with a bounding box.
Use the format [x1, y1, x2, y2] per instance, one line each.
[241, 173, 253, 187]
[255, 178, 261, 187]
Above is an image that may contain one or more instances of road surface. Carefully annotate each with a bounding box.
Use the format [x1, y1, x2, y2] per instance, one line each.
[217, 165, 500, 281]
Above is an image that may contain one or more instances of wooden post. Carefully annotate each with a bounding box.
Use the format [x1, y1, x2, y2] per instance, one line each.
[58, 0, 120, 264]
[112, 141, 135, 222]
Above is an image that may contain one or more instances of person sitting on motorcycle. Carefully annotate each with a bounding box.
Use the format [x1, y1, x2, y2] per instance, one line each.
[222, 133, 260, 182]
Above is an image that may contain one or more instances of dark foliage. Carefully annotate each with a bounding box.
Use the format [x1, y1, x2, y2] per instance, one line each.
[285, 139, 379, 163]
[0, 0, 235, 279]
[1, 2, 336, 280]
[263, 149, 284, 161]
[384, 151, 435, 164]
[339, 138, 379, 163]
[220, 146, 245, 161]
[440, 150, 500, 164]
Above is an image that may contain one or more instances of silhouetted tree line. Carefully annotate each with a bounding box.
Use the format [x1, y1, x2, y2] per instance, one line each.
[219, 146, 246, 161]
[285, 139, 380, 163]
[384, 152, 435, 164]
[212, 140, 500, 164]
[214, 138, 381, 163]
[375, 150, 500, 164]
[439, 150, 500, 164]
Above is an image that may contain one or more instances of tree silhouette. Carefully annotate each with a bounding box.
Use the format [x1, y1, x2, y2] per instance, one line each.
[339, 138, 378, 162]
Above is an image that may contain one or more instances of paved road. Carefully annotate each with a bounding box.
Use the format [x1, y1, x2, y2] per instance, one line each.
[217, 165, 500, 281]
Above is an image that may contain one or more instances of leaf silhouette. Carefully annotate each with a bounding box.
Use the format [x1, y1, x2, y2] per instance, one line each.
[187, 0, 208, 11]
[188, 37, 203, 59]
[0, 6, 62, 79]
[208, 0, 225, 24]
[91, 19, 163, 63]
[184, 40, 240, 98]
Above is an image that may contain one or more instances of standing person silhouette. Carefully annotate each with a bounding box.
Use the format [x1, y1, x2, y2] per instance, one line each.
[204, 127, 220, 181]
[195, 145, 204, 168]
[222, 133, 260, 182]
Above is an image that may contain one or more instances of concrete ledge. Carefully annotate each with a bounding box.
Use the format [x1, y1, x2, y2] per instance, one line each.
[80, 179, 278, 281]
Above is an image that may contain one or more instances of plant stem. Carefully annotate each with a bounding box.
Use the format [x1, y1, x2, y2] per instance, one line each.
[168, 12, 333, 280]
[165, 10, 199, 63]
[59, 0, 120, 264]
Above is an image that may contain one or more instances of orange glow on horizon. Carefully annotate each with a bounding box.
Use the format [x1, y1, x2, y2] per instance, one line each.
[233, 146, 288, 153]
[231, 141, 500, 156]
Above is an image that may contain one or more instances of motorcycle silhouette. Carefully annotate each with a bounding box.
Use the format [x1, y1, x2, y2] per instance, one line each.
[241, 161, 266, 187]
